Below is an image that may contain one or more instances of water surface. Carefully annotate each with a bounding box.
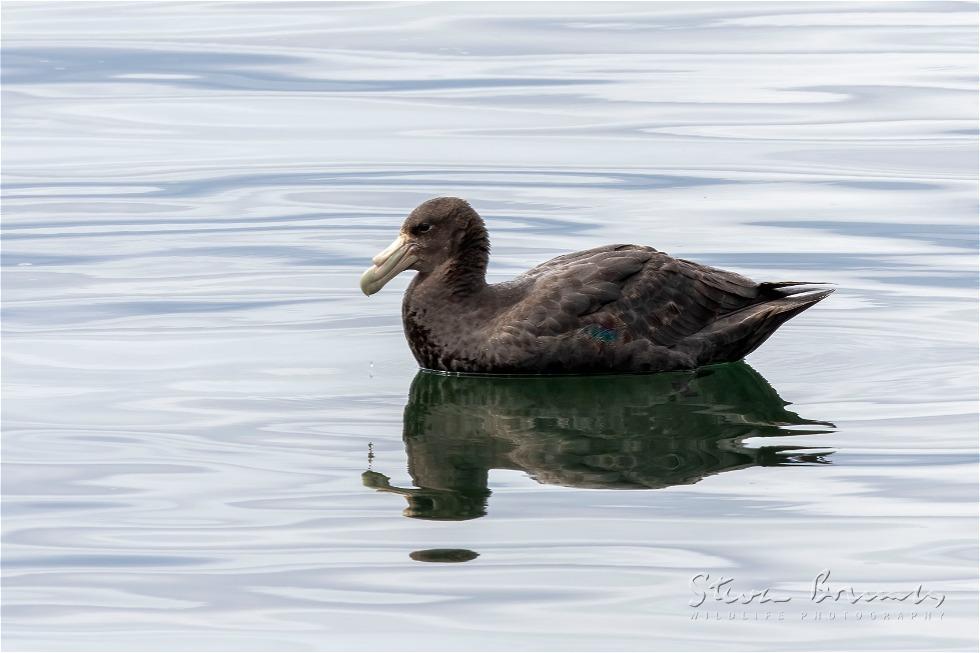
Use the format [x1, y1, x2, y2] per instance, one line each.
[2, 2, 977, 651]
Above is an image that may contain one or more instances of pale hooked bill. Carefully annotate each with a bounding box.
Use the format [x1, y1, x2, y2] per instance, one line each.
[360, 233, 418, 296]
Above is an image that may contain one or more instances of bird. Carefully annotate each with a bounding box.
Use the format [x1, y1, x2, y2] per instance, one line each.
[360, 197, 832, 374]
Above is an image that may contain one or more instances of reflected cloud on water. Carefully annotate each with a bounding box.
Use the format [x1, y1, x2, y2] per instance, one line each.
[364, 362, 834, 521]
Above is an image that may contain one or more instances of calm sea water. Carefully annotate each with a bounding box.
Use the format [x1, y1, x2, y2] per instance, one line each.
[2, 2, 978, 651]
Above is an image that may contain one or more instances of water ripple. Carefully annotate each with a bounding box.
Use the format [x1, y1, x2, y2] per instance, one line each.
[2, 2, 977, 651]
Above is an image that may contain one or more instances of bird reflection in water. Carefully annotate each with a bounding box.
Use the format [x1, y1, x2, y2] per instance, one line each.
[363, 362, 833, 521]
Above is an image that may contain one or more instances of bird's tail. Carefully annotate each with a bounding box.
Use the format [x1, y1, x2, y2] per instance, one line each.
[680, 286, 833, 366]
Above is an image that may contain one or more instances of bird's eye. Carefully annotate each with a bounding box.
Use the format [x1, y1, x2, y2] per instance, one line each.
[416, 223, 431, 234]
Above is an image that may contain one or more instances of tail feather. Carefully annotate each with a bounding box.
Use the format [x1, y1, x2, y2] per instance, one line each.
[761, 281, 832, 288]
[761, 281, 835, 297]
[680, 287, 833, 366]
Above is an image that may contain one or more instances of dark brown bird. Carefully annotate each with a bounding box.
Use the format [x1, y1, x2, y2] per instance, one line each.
[360, 197, 832, 374]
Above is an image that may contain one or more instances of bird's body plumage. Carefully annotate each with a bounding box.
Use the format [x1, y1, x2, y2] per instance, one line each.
[361, 198, 831, 374]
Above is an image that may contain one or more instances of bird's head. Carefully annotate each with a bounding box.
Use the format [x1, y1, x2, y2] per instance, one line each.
[360, 197, 488, 296]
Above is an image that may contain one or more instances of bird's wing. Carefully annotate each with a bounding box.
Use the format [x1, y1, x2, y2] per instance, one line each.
[613, 256, 763, 345]
[517, 244, 644, 280]
[496, 247, 769, 347]
[495, 245, 657, 336]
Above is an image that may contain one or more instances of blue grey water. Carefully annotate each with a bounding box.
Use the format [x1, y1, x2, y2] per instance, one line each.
[2, 2, 977, 651]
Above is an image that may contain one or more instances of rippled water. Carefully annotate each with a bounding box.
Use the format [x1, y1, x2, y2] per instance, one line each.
[2, 2, 978, 651]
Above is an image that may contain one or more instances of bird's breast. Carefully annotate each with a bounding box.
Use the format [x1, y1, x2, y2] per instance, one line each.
[402, 292, 487, 372]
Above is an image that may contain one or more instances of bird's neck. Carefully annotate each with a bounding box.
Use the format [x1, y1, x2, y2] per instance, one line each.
[441, 222, 490, 297]
[401, 224, 492, 371]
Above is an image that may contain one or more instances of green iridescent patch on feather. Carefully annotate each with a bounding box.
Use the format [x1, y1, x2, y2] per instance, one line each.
[583, 324, 618, 344]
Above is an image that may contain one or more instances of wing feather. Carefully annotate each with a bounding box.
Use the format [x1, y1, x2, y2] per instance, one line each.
[490, 246, 777, 358]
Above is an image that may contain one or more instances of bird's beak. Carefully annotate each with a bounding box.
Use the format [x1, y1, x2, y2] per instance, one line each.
[360, 233, 418, 296]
